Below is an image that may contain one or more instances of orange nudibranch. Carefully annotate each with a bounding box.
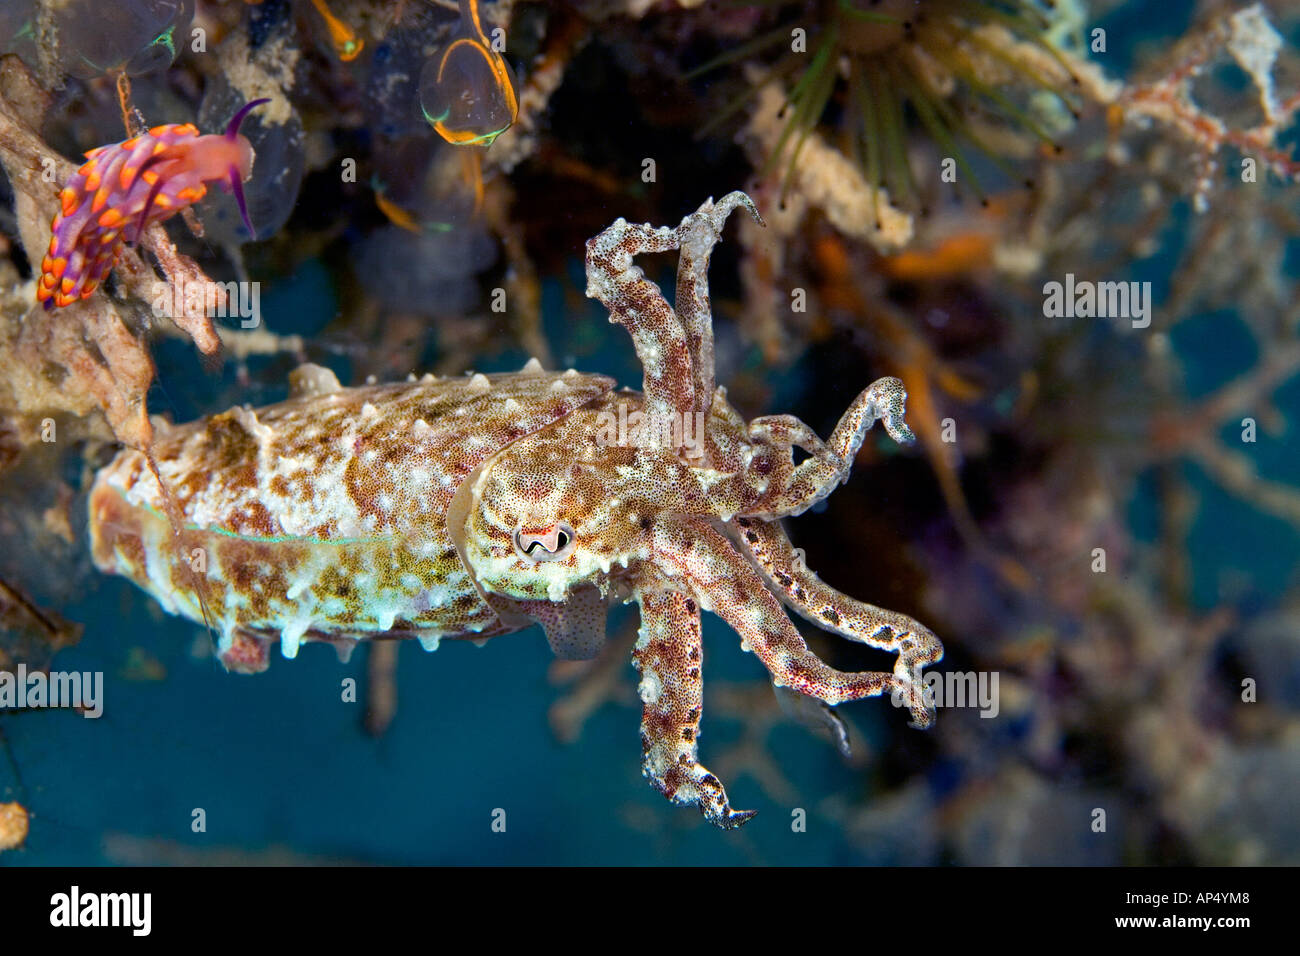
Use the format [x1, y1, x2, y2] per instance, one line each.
[37, 99, 269, 310]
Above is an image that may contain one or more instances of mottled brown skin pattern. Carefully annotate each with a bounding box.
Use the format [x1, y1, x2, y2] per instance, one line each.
[90, 368, 611, 667]
[89, 192, 943, 828]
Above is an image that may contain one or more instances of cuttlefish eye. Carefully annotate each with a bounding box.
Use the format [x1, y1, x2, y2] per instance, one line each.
[513, 523, 576, 563]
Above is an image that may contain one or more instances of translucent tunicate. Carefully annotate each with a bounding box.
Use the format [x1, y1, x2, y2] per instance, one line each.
[418, 0, 519, 147]
[0, 0, 194, 80]
[355, 224, 497, 316]
[197, 87, 305, 245]
[309, 0, 363, 62]
[371, 136, 485, 233]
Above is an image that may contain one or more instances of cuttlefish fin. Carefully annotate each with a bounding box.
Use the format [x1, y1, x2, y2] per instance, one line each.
[519, 585, 608, 661]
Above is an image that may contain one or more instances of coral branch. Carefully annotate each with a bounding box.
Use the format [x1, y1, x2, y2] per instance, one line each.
[0, 55, 233, 450]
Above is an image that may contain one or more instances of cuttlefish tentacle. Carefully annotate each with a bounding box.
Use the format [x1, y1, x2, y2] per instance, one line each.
[730, 516, 943, 728]
[673, 192, 765, 419]
[746, 376, 916, 518]
[585, 191, 764, 426]
[634, 589, 756, 829]
[586, 218, 700, 422]
[654, 519, 916, 713]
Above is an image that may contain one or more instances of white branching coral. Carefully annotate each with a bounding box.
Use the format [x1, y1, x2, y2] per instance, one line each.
[1114, 2, 1300, 211]
[1227, 3, 1284, 124]
[740, 78, 913, 253]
